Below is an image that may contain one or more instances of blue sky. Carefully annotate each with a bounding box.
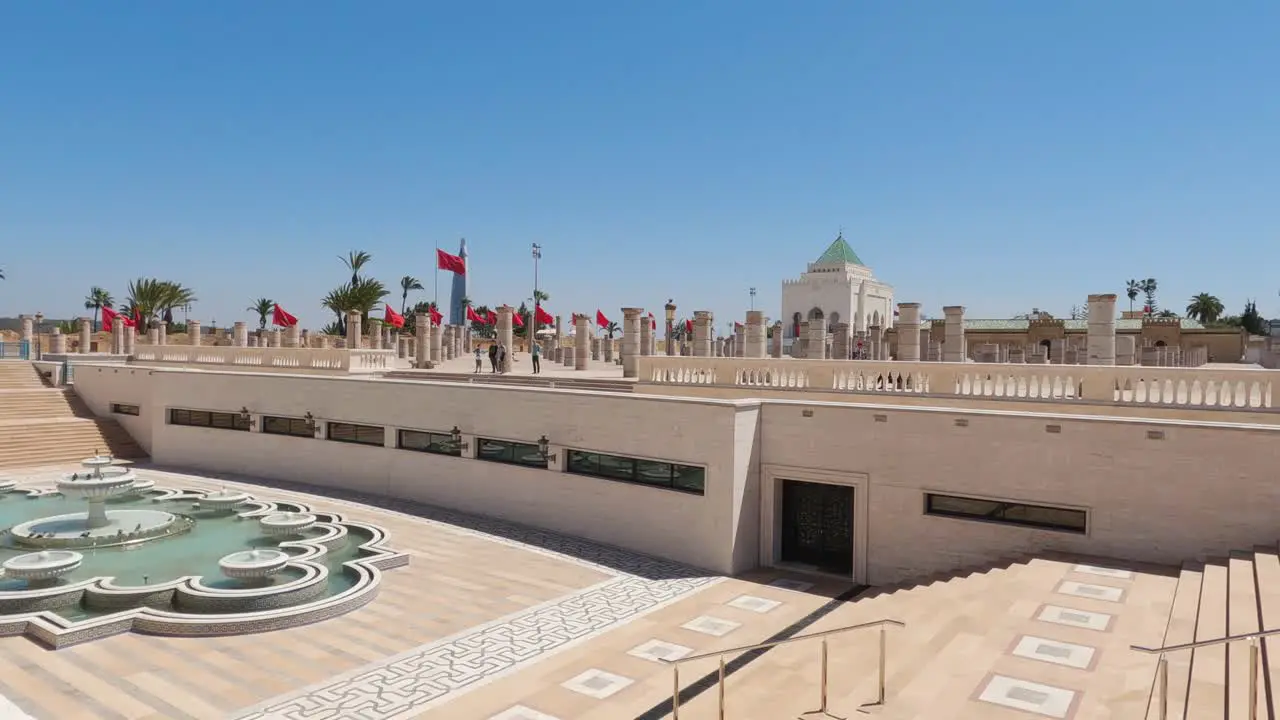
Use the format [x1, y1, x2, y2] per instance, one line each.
[2, 1, 1277, 330]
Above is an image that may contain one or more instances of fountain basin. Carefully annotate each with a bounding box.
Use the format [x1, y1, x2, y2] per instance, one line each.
[201, 490, 251, 511]
[57, 467, 138, 501]
[11, 509, 182, 549]
[259, 512, 316, 537]
[80, 455, 115, 471]
[0, 480, 15, 493]
[3, 550, 83, 581]
[218, 549, 290, 579]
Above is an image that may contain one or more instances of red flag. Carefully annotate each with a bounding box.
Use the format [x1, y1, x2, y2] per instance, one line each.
[429, 307, 443, 326]
[734, 322, 744, 330]
[1143, 305, 1152, 314]
[648, 312, 656, 330]
[272, 304, 298, 328]
[486, 310, 497, 325]
[535, 306, 554, 326]
[132, 308, 142, 328]
[383, 304, 405, 329]
[466, 306, 484, 324]
[436, 249, 466, 275]
[685, 318, 693, 334]
[101, 306, 118, 332]
[512, 312, 524, 328]
[596, 310, 610, 328]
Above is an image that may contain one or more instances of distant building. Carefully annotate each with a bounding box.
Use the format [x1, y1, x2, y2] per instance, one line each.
[780, 233, 895, 344]
[447, 238, 469, 326]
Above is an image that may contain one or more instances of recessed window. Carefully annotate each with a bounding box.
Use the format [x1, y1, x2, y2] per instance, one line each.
[326, 422, 385, 447]
[398, 429, 461, 457]
[567, 450, 706, 495]
[476, 438, 546, 469]
[168, 408, 249, 431]
[111, 403, 140, 416]
[924, 493, 1086, 534]
[262, 416, 314, 438]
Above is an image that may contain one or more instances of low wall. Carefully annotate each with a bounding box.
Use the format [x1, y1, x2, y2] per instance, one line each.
[130, 346, 397, 374]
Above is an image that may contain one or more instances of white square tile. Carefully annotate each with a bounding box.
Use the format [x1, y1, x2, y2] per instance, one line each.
[1072, 564, 1133, 580]
[1057, 580, 1124, 603]
[768, 578, 814, 592]
[1036, 604, 1113, 632]
[1011, 635, 1097, 669]
[561, 669, 634, 699]
[627, 639, 693, 663]
[489, 706, 562, 720]
[977, 675, 1076, 718]
[681, 615, 741, 637]
[726, 595, 782, 614]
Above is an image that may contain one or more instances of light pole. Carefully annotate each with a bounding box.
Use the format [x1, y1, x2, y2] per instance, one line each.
[35, 312, 43, 360]
[749, 287, 756, 310]
[531, 243, 543, 335]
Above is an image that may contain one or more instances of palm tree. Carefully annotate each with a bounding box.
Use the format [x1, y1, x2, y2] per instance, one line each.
[604, 321, 620, 339]
[1125, 280, 1142, 312]
[533, 290, 550, 304]
[84, 287, 114, 331]
[340, 250, 372, 285]
[321, 278, 389, 335]
[248, 298, 275, 331]
[0, 266, 5, 280]
[124, 278, 196, 333]
[1140, 278, 1158, 314]
[1185, 293, 1225, 323]
[399, 276, 424, 316]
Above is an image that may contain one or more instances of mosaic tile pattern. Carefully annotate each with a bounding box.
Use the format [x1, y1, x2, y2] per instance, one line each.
[1057, 580, 1125, 603]
[977, 675, 1076, 718]
[1037, 604, 1114, 632]
[1012, 635, 1097, 669]
[727, 594, 782, 613]
[681, 615, 742, 637]
[489, 707, 562, 720]
[627, 639, 694, 663]
[561, 668, 634, 699]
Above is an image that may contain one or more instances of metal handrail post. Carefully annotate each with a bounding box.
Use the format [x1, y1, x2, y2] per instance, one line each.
[1157, 655, 1168, 720]
[1249, 639, 1259, 720]
[819, 638, 829, 712]
[718, 656, 726, 720]
[878, 625, 887, 705]
[672, 664, 680, 719]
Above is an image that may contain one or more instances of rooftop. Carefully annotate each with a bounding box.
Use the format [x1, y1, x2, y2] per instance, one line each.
[814, 232, 864, 267]
[961, 317, 1207, 331]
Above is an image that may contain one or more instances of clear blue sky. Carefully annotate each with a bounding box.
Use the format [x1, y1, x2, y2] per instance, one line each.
[2, 1, 1277, 330]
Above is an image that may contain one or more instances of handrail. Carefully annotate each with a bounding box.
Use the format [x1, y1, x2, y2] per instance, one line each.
[663, 617, 905, 719]
[1130, 626, 1280, 654]
[1131, 629, 1274, 720]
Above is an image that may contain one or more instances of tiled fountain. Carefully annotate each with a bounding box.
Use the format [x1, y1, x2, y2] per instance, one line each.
[0, 458, 407, 648]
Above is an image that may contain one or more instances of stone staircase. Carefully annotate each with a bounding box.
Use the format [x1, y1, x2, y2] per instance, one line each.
[1146, 548, 1280, 720]
[0, 361, 145, 469]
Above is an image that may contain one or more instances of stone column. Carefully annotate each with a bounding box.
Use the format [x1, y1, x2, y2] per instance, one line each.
[942, 306, 965, 363]
[78, 317, 92, 354]
[110, 321, 124, 354]
[188, 320, 201, 345]
[621, 307, 642, 378]
[807, 316, 828, 360]
[268, 328, 282, 348]
[20, 315, 34, 344]
[770, 322, 783, 358]
[1086, 293, 1117, 365]
[346, 312, 362, 349]
[603, 336, 615, 363]
[693, 311, 713, 357]
[896, 303, 922, 362]
[1117, 335, 1136, 365]
[156, 321, 167, 346]
[415, 314, 431, 368]
[453, 325, 463, 359]
[496, 307, 514, 372]
[446, 325, 457, 360]
[430, 320, 443, 363]
[233, 322, 248, 347]
[124, 325, 136, 355]
[856, 282, 869, 332]
[591, 336, 600, 361]
[793, 322, 809, 358]
[713, 337, 723, 357]
[640, 316, 653, 357]
[366, 319, 382, 350]
[563, 332, 575, 366]
[49, 328, 65, 355]
[285, 324, 300, 348]
[574, 314, 590, 370]
[831, 323, 850, 360]
[744, 311, 766, 358]
[664, 303, 677, 356]
[734, 323, 746, 357]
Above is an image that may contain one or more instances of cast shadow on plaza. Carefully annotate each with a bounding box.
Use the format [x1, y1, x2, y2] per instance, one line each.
[141, 462, 713, 582]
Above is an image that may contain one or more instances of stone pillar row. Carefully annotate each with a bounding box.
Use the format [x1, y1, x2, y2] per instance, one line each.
[497, 306, 514, 372]
[692, 311, 713, 357]
[621, 307, 641, 378]
[574, 313, 590, 370]
[79, 317, 91, 354]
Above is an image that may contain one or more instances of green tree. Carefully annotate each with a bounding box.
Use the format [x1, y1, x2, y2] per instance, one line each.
[1185, 293, 1225, 323]
[1240, 300, 1267, 335]
[248, 298, 275, 331]
[84, 287, 114, 331]
[604, 321, 620, 339]
[469, 304, 495, 339]
[321, 278, 388, 335]
[399, 276, 424, 316]
[1140, 278, 1158, 314]
[340, 250, 372, 286]
[124, 278, 196, 333]
[1125, 279, 1142, 313]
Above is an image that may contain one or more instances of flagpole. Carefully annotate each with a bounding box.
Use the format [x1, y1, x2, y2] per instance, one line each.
[434, 241, 439, 308]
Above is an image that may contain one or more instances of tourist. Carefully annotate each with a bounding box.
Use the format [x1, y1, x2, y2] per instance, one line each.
[497, 343, 508, 373]
[531, 340, 541, 374]
[487, 343, 498, 373]
[474, 345, 483, 373]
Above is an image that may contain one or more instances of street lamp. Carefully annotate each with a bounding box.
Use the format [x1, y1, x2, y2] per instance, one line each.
[749, 287, 756, 310]
[664, 300, 676, 355]
[35, 312, 44, 360]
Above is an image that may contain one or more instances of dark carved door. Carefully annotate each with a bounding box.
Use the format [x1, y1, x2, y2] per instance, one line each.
[780, 480, 854, 576]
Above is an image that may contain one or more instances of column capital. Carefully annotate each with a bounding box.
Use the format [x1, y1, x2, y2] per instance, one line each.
[693, 310, 712, 320]
[1087, 293, 1118, 303]
[622, 307, 643, 317]
[897, 302, 921, 310]
[942, 306, 965, 315]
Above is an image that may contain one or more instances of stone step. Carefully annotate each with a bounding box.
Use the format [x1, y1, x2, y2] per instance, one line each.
[1187, 559, 1229, 718]
[1227, 552, 1261, 719]
[1251, 546, 1280, 717]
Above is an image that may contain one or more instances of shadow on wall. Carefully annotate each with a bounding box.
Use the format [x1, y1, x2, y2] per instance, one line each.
[139, 462, 716, 582]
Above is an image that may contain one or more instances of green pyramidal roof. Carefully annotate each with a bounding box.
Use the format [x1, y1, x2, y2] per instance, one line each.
[814, 233, 863, 266]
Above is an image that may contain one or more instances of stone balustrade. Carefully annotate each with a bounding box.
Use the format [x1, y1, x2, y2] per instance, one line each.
[636, 355, 1276, 410]
[130, 345, 397, 373]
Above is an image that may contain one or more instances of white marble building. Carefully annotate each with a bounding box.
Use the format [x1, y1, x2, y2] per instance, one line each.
[781, 233, 895, 341]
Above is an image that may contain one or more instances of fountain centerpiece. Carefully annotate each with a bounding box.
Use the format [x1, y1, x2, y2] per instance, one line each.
[200, 487, 252, 512]
[2, 550, 83, 586]
[218, 549, 290, 582]
[10, 455, 182, 549]
[259, 512, 317, 537]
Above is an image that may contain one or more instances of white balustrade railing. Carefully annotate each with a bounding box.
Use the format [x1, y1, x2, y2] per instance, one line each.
[130, 345, 396, 373]
[636, 356, 1277, 410]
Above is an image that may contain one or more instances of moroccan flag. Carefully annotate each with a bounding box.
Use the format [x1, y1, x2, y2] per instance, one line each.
[272, 304, 298, 328]
[685, 318, 693, 334]
[512, 312, 524, 328]
[436, 249, 466, 275]
[384, 304, 405, 329]
[596, 310, 610, 328]
[466, 306, 484, 324]
[429, 307, 443, 326]
[486, 310, 497, 325]
[648, 312, 656, 330]
[101, 306, 119, 332]
[734, 322, 743, 330]
[535, 306, 554, 326]
[1143, 305, 1152, 314]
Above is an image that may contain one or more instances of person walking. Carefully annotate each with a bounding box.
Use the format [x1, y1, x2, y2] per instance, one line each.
[531, 340, 541, 374]
[497, 343, 508, 373]
[474, 345, 483, 373]
[487, 343, 498, 373]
